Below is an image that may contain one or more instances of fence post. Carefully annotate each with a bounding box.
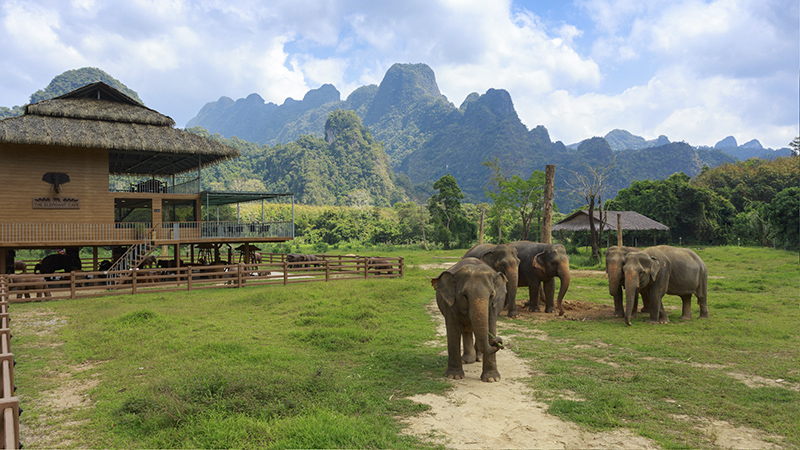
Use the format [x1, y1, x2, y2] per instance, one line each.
[364, 257, 369, 278]
[399, 257, 404, 277]
[132, 270, 137, 296]
[283, 261, 288, 285]
[237, 263, 243, 288]
[187, 267, 192, 291]
[325, 260, 330, 282]
[70, 271, 76, 299]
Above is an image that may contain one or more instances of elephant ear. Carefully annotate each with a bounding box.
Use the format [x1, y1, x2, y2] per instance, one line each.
[432, 272, 457, 307]
[493, 272, 508, 302]
[533, 252, 546, 272]
[480, 250, 497, 269]
[648, 256, 661, 282]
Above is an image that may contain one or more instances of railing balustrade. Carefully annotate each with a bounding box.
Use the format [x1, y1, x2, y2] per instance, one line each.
[0, 221, 292, 245]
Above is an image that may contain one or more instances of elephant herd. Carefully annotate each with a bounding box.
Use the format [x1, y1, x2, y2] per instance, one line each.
[432, 241, 708, 382]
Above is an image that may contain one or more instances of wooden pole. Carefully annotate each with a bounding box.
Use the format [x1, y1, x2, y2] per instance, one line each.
[617, 213, 623, 247]
[478, 207, 485, 245]
[541, 165, 555, 244]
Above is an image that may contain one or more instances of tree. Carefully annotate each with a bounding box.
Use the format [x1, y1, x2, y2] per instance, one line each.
[482, 157, 515, 242]
[493, 172, 546, 241]
[790, 137, 799, 156]
[566, 155, 616, 260]
[762, 186, 799, 250]
[428, 174, 475, 249]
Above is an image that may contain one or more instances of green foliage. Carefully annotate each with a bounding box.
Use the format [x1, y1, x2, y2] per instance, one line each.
[427, 174, 475, 249]
[762, 187, 800, 250]
[606, 172, 736, 244]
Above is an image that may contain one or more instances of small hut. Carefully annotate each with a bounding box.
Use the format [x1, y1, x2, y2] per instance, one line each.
[553, 210, 669, 247]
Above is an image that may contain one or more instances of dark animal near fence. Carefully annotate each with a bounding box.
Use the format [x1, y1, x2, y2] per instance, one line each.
[287, 253, 321, 267]
[34, 253, 82, 274]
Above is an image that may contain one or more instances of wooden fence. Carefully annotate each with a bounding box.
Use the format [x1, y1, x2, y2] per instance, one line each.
[0, 253, 401, 448]
[2, 255, 403, 301]
[0, 291, 19, 449]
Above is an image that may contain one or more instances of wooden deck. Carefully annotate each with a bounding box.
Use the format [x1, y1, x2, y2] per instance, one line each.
[0, 220, 293, 248]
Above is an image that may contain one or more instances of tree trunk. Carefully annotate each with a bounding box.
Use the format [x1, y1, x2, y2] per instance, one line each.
[541, 165, 555, 244]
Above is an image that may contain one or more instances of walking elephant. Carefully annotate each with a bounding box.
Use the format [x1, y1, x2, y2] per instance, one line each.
[623, 245, 708, 326]
[606, 246, 641, 317]
[463, 243, 521, 318]
[432, 258, 507, 382]
[511, 241, 571, 315]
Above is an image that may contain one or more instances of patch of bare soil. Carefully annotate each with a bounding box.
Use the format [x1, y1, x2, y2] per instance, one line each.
[673, 415, 784, 449]
[13, 307, 101, 448]
[403, 300, 659, 449]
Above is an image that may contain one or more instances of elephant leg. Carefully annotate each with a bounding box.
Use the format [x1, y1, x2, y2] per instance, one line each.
[462, 324, 477, 364]
[612, 287, 625, 318]
[645, 290, 669, 324]
[679, 294, 693, 320]
[543, 279, 556, 313]
[527, 284, 541, 312]
[480, 348, 501, 382]
[698, 293, 709, 319]
[640, 295, 649, 313]
[444, 317, 465, 379]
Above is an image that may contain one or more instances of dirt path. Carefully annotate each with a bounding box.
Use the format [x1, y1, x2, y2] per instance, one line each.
[403, 300, 660, 449]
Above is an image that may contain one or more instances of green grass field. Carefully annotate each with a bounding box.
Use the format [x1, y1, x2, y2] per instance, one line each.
[12, 245, 799, 448]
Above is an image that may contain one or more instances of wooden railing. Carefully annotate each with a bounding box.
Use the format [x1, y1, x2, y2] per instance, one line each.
[0, 220, 292, 245]
[0, 280, 20, 449]
[1, 255, 402, 300]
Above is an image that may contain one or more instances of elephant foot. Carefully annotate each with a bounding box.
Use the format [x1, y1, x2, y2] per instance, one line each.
[507, 312, 519, 319]
[480, 370, 501, 382]
[679, 314, 692, 320]
[445, 369, 465, 380]
[544, 307, 556, 314]
[699, 312, 709, 319]
[462, 355, 477, 364]
[646, 319, 669, 325]
[613, 311, 625, 318]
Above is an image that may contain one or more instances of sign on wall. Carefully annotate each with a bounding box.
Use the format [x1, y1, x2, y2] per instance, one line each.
[32, 197, 80, 209]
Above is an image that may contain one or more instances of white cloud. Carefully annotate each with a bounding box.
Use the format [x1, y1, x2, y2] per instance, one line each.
[0, 0, 796, 149]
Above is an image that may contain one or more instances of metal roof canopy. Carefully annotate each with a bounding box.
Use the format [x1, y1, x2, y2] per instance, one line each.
[201, 191, 294, 207]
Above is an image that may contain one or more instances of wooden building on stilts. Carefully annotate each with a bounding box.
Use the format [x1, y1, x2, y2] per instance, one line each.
[0, 82, 294, 274]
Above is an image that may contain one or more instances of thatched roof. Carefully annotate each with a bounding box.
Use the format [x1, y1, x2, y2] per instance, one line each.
[553, 210, 670, 232]
[0, 82, 239, 175]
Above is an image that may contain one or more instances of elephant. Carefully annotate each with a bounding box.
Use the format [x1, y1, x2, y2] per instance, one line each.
[13, 260, 27, 273]
[138, 255, 157, 269]
[432, 258, 507, 382]
[367, 257, 394, 274]
[623, 245, 708, 326]
[606, 246, 641, 317]
[34, 251, 82, 275]
[463, 243, 521, 318]
[510, 241, 571, 315]
[10, 276, 51, 299]
[287, 253, 320, 268]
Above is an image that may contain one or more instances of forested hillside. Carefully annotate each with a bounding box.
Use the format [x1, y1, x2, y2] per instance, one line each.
[0, 67, 142, 119]
[194, 110, 404, 206]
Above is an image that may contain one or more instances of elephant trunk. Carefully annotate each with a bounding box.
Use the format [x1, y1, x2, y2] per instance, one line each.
[624, 272, 638, 326]
[505, 268, 519, 312]
[555, 267, 571, 316]
[470, 297, 500, 357]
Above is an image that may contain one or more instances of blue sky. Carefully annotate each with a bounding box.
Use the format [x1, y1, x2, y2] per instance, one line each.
[1, 0, 797, 149]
